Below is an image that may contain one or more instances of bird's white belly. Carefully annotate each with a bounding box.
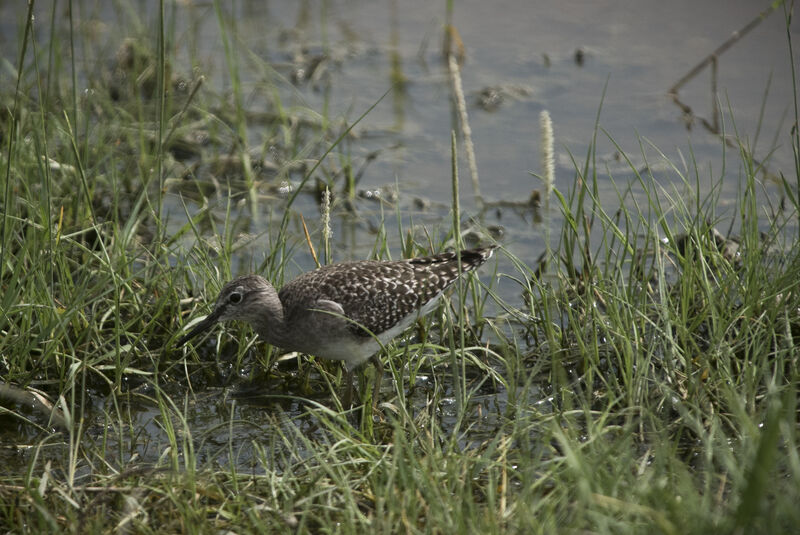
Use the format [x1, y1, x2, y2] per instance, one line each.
[298, 293, 444, 370]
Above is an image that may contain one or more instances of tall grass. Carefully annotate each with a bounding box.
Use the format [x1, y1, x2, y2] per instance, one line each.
[0, 2, 798, 534]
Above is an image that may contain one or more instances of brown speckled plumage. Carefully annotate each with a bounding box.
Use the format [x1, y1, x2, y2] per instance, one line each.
[176, 246, 496, 404]
[279, 248, 493, 339]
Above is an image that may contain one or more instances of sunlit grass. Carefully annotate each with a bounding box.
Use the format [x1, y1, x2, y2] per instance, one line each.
[1, 2, 799, 534]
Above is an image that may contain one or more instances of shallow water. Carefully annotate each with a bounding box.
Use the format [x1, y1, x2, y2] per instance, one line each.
[3, 1, 792, 269]
[166, 0, 795, 278]
[2, 1, 794, 221]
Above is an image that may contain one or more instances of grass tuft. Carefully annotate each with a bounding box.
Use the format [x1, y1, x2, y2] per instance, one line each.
[0, 3, 798, 534]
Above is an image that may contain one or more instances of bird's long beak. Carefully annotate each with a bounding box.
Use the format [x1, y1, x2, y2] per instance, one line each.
[175, 307, 224, 347]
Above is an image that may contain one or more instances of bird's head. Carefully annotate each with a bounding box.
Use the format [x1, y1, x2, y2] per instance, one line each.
[176, 274, 276, 346]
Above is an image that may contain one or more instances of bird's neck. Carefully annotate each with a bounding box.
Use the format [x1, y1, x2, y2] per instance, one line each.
[250, 287, 291, 347]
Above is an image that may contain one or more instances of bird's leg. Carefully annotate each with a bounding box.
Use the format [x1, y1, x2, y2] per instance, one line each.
[370, 354, 383, 412]
[342, 367, 355, 409]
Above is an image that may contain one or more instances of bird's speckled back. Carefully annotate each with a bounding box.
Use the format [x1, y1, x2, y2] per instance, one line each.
[278, 247, 496, 337]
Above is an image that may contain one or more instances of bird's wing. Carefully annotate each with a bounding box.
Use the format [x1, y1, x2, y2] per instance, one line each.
[279, 250, 493, 338]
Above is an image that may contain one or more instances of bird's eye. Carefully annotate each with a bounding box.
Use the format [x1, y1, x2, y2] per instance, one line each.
[229, 291, 243, 304]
